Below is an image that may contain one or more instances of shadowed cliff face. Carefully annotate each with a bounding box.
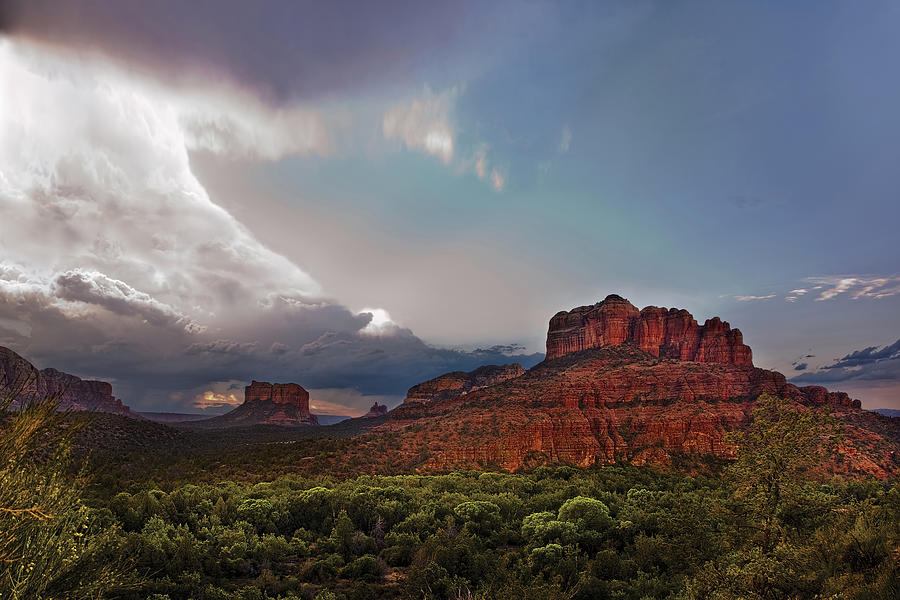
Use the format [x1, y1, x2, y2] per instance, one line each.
[546, 295, 753, 365]
[0, 346, 134, 416]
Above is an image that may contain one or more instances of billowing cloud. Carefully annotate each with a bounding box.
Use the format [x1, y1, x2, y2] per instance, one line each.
[53, 269, 203, 332]
[358, 308, 397, 336]
[382, 86, 457, 164]
[0, 37, 541, 413]
[0, 39, 324, 315]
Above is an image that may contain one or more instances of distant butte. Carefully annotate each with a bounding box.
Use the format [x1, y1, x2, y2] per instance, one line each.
[196, 380, 318, 427]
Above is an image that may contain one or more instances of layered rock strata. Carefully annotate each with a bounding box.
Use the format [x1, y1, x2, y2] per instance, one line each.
[546, 294, 752, 365]
[380, 296, 895, 478]
[199, 381, 318, 427]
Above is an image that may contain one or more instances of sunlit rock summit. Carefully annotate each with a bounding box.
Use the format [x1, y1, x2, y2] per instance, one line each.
[384, 295, 896, 477]
[546, 294, 753, 365]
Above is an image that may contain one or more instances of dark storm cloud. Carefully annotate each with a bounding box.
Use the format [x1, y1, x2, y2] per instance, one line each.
[0, 273, 542, 411]
[791, 339, 900, 385]
[1, 0, 470, 102]
[184, 340, 259, 356]
[823, 340, 900, 370]
[793, 363, 807, 371]
[472, 344, 527, 355]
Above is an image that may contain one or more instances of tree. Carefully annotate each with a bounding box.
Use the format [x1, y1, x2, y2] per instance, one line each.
[685, 394, 844, 600]
[727, 393, 842, 552]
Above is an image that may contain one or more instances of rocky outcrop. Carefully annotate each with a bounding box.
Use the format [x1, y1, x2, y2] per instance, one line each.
[363, 402, 389, 418]
[405, 363, 526, 403]
[796, 385, 862, 409]
[546, 294, 752, 365]
[383, 345, 894, 476]
[196, 381, 318, 427]
[0, 346, 135, 416]
[376, 296, 897, 478]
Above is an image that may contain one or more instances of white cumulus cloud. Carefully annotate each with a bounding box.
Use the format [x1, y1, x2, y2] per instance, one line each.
[0, 37, 326, 331]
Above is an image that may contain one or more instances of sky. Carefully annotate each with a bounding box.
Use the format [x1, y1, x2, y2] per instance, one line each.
[0, 0, 898, 415]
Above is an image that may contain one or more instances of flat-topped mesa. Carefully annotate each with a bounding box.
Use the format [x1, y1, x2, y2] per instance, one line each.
[191, 380, 319, 427]
[405, 363, 526, 403]
[245, 381, 310, 407]
[546, 294, 753, 365]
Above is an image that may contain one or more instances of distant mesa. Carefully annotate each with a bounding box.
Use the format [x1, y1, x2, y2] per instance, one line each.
[362, 402, 389, 418]
[405, 363, 526, 403]
[194, 380, 318, 427]
[0, 346, 136, 417]
[546, 294, 753, 365]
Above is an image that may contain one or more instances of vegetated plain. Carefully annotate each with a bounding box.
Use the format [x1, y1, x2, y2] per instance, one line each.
[3, 394, 899, 600]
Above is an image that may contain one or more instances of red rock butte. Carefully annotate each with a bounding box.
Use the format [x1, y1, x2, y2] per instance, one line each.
[381, 295, 898, 477]
[546, 294, 753, 365]
[245, 381, 310, 408]
[197, 380, 318, 427]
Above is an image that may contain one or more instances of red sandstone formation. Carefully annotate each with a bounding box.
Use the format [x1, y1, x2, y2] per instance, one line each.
[546, 294, 752, 365]
[405, 363, 525, 403]
[379, 296, 897, 478]
[198, 380, 318, 427]
[363, 402, 389, 418]
[0, 346, 135, 416]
